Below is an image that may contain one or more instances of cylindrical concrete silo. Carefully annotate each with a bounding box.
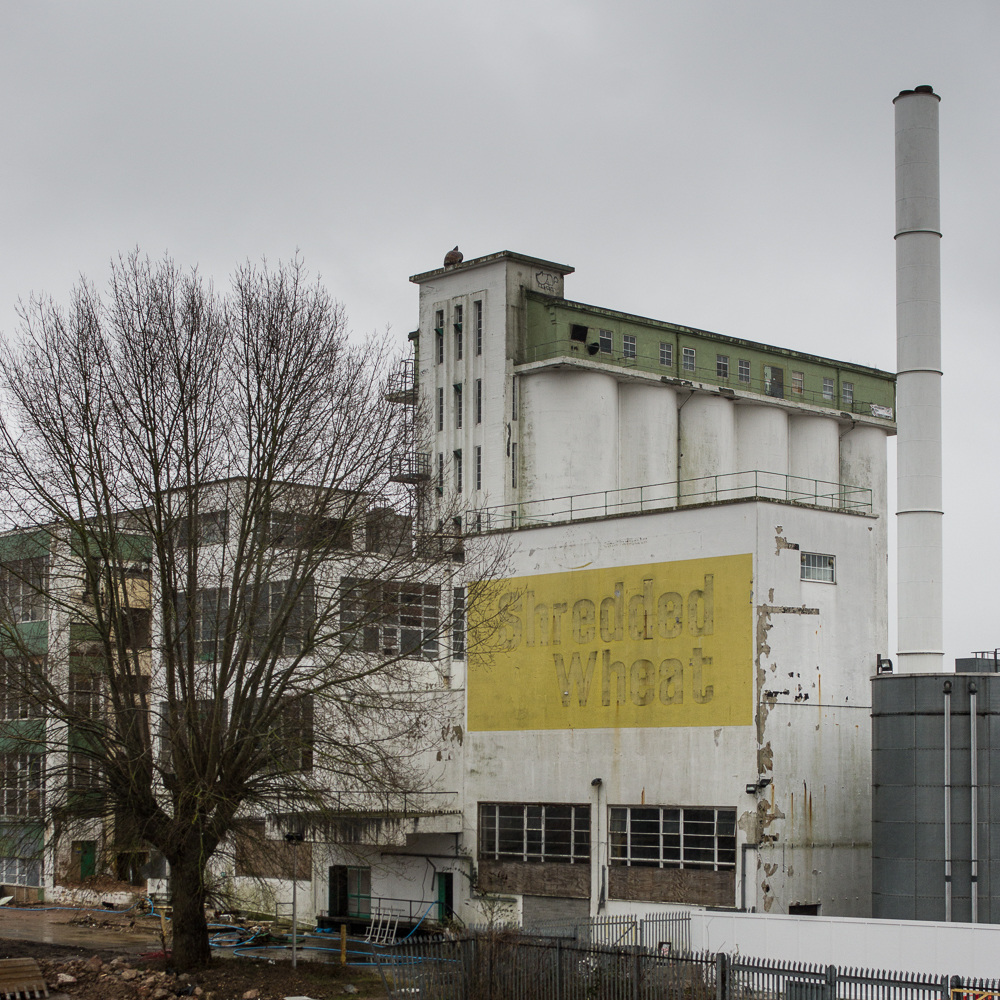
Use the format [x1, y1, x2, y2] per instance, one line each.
[618, 383, 677, 510]
[678, 394, 736, 504]
[735, 404, 788, 501]
[788, 415, 840, 507]
[519, 370, 618, 520]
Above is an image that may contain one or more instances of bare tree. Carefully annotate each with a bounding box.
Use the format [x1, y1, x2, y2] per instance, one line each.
[0, 253, 483, 969]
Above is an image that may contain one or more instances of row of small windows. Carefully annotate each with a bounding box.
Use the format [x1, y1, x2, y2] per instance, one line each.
[436, 300, 484, 364]
[478, 802, 737, 871]
[437, 444, 516, 494]
[593, 330, 855, 403]
[437, 378, 516, 431]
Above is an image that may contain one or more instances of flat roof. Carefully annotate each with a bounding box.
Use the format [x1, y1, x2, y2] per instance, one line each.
[410, 250, 575, 284]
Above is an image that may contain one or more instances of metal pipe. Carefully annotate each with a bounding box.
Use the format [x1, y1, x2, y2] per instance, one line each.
[970, 681, 979, 923]
[943, 679, 952, 921]
[894, 85, 945, 674]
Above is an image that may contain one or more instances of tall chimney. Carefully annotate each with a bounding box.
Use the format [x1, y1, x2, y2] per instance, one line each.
[895, 85, 945, 674]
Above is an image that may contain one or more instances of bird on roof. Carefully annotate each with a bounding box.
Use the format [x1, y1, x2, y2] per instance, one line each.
[444, 246, 464, 266]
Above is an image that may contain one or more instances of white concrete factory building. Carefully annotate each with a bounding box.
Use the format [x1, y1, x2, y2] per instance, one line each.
[407, 248, 895, 923]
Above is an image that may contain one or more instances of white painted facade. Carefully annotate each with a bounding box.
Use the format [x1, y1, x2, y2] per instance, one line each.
[339, 249, 896, 925]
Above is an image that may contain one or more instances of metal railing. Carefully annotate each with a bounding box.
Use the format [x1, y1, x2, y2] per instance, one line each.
[374, 930, 1000, 1000]
[466, 470, 872, 533]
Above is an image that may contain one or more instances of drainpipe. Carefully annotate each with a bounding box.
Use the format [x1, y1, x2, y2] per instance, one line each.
[970, 681, 979, 923]
[943, 679, 952, 921]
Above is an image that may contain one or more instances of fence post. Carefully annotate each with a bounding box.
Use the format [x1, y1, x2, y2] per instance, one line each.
[825, 964, 837, 1000]
[632, 946, 641, 1000]
[716, 952, 729, 1000]
[555, 938, 562, 1000]
[948, 975, 962, 1000]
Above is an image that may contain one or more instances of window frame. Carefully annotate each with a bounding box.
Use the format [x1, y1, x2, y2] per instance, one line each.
[609, 804, 736, 872]
[800, 552, 836, 584]
[478, 802, 590, 864]
[623, 334, 637, 360]
[842, 381, 854, 406]
[822, 377, 835, 401]
[682, 347, 696, 373]
[738, 359, 751, 384]
[716, 355, 729, 380]
[791, 371, 804, 395]
[474, 300, 483, 355]
[659, 342, 672, 367]
[598, 329, 613, 354]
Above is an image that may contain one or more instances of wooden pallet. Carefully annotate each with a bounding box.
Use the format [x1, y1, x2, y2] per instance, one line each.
[0, 958, 48, 999]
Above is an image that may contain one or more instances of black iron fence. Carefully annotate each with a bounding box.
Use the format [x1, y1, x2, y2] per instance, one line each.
[373, 929, 999, 1000]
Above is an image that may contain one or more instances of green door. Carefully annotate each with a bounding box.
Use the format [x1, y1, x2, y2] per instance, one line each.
[73, 840, 97, 880]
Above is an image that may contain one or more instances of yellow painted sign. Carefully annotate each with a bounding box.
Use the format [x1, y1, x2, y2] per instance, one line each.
[468, 554, 753, 731]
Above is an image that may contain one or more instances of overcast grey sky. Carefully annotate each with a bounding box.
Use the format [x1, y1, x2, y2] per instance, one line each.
[2, 1, 998, 667]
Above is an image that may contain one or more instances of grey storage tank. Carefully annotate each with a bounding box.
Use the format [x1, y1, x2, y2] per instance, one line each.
[872, 670, 1000, 922]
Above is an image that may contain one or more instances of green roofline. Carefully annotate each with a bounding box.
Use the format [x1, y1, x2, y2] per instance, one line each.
[532, 291, 893, 380]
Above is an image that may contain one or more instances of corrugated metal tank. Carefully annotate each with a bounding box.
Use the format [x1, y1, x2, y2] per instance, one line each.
[872, 672, 1000, 922]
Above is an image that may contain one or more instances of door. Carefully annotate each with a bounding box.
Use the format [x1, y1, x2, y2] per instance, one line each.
[437, 871, 454, 921]
[763, 365, 784, 398]
[73, 840, 97, 880]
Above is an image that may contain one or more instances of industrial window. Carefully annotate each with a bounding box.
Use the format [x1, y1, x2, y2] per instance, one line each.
[842, 382, 854, 405]
[822, 377, 835, 401]
[511, 442, 518, 489]
[609, 806, 736, 871]
[475, 379, 482, 424]
[659, 342, 672, 367]
[454, 384, 463, 429]
[454, 449, 463, 493]
[437, 453, 444, 494]
[452, 587, 466, 658]
[801, 552, 835, 583]
[0, 658, 44, 721]
[479, 803, 590, 864]
[0, 557, 48, 623]
[474, 300, 483, 355]
[791, 371, 804, 395]
[623, 335, 637, 359]
[0, 855, 41, 888]
[738, 359, 751, 383]
[0, 753, 43, 818]
[258, 695, 314, 773]
[570, 324, 588, 343]
[682, 347, 696, 373]
[475, 446, 482, 491]
[716, 355, 729, 379]
[176, 587, 230, 660]
[243, 580, 315, 657]
[339, 578, 440, 658]
[454, 304, 463, 361]
[175, 510, 229, 547]
[256, 512, 351, 551]
[435, 310, 444, 364]
[599, 329, 612, 354]
[436, 387, 444, 432]
[512, 378, 518, 420]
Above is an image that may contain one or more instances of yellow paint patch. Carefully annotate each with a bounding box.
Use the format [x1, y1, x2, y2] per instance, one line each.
[468, 554, 753, 731]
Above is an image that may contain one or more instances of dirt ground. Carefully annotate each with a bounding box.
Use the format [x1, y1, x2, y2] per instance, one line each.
[0, 907, 386, 1000]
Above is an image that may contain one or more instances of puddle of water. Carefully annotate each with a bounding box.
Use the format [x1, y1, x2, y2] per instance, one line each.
[0, 907, 162, 952]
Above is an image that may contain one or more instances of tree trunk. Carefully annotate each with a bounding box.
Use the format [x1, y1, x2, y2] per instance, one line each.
[169, 852, 212, 970]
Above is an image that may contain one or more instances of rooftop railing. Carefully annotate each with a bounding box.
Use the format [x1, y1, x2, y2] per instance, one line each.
[465, 470, 872, 533]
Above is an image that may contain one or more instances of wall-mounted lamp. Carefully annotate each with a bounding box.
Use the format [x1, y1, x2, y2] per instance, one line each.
[745, 777, 772, 795]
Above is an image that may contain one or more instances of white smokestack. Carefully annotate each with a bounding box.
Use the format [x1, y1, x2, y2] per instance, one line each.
[895, 85, 945, 674]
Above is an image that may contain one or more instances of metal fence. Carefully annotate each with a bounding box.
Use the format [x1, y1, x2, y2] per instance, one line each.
[374, 930, 1000, 1000]
[464, 470, 872, 534]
